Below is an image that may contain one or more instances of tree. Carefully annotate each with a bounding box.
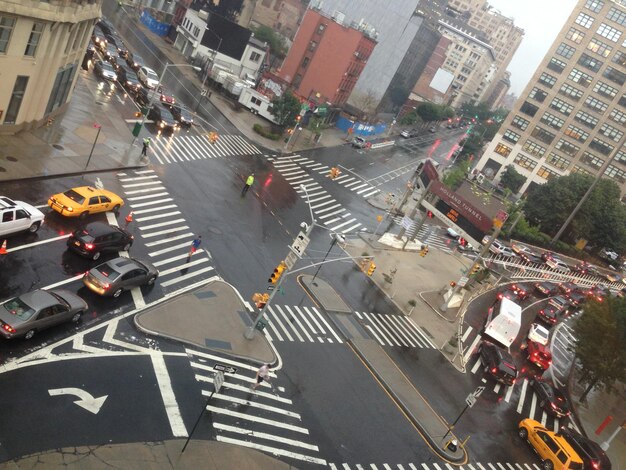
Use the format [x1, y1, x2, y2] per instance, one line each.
[499, 165, 525, 193]
[251, 25, 287, 58]
[350, 88, 379, 118]
[573, 297, 626, 402]
[416, 102, 447, 122]
[442, 160, 470, 190]
[270, 91, 301, 129]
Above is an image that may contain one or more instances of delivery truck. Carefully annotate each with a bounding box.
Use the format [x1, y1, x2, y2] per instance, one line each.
[483, 296, 522, 348]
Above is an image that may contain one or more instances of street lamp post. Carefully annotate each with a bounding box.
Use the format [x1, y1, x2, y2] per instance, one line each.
[85, 123, 102, 170]
[387, 104, 416, 137]
[195, 28, 223, 112]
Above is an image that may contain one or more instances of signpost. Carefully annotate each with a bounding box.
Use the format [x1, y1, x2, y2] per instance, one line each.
[214, 364, 237, 375]
[442, 386, 485, 443]
[290, 231, 310, 258]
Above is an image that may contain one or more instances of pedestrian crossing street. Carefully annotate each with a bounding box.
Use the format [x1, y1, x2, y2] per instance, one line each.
[117, 169, 217, 291]
[242, 303, 435, 349]
[329, 461, 550, 470]
[186, 348, 327, 466]
[391, 216, 456, 254]
[148, 133, 262, 165]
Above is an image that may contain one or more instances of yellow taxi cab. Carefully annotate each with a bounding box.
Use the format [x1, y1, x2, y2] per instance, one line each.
[518, 419, 584, 470]
[48, 186, 124, 219]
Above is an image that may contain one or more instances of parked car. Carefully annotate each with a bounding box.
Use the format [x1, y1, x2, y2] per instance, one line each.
[351, 136, 370, 148]
[167, 104, 194, 128]
[518, 419, 583, 470]
[526, 341, 552, 370]
[528, 323, 550, 346]
[530, 379, 571, 418]
[534, 281, 559, 297]
[115, 63, 141, 94]
[137, 66, 159, 89]
[93, 60, 117, 82]
[83, 256, 159, 298]
[400, 128, 419, 138]
[0, 196, 44, 237]
[67, 222, 133, 261]
[0, 289, 87, 340]
[48, 186, 124, 219]
[480, 340, 517, 386]
[126, 52, 144, 71]
[148, 103, 178, 133]
[560, 428, 612, 470]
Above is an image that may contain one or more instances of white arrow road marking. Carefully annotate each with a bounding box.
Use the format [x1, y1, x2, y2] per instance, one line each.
[48, 388, 108, 414]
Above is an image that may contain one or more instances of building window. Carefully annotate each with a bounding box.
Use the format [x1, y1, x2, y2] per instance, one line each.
[547, 57, 567, 73]
[546, 153, 571, 170]
[538, 72, 557, 88]
[25, 22, 44, 57]
[555, 139, 580, 157]
[597, 23, 621, 42]
[603, 66, 626, 86]
[0, 15, 16, 53]
[494, 143, 512, 157]
[250, 51, 261, 62]
[529, 87, 548, 103]
[540, 112, 565, 130]
[604, 165, 625, 183]
[519, 101, 539, 117]
[317, 23, 326, 34]
[588, 137, 613, 155]
[558, 83, 583, 101]
[587, 38, 612, 57]
[592, 80, 618, 98]
[251, 97, 262, 106]
[309, 41, 317, 51]
[531, 126, 556, 145]
[45, 63, 77, 114]
[556, 42, 576, 59]
[584, 95, 608, 113]
[523, 140, 546, 157]
[568, 68, 593, 87]
[613, 51, 626, 67]
[606, 6, 626, 26]
[609, 107, 626, 125]
[293, 73, 302, 87]
[575, 12, 594, 29]
[513, 154, 537, 170]
[565, 27, 585, 44]
[301, 56, 310, 69]
[564, 125, 589, 142]
[581, 151, 604, 168]
[503, 129, 521, 143]
[577, 53, 603, 72]
[614, 149, 626, 166]
[3, 75, 29, 124]
[536, 166, 559, 180]
[584, 0, 604, 13]
[572, 165, 593, 175]
[549, 97, 574, 116]
[574, 110, 599, 128]
[599, 123, 623, 142]
[511, 115, 529, 131]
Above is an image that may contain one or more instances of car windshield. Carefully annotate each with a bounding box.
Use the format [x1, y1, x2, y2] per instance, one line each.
[95, 264, 121, 280]
[2, 297, 36, 320]
[147, 70, 158, 80]
[535, 327, 549, 340]
[63, 189, 85, 204]
[77, 229, 95, 243]
[49, 291, 70, 309]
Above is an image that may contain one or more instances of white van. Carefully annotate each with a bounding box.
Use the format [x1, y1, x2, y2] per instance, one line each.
[0, 196, 44, 237]
[484, 297, 522, 348]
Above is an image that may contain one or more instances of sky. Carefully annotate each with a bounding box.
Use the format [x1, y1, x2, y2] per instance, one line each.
[485, 0, 580, 95]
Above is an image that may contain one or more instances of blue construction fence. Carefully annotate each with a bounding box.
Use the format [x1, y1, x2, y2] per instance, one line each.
[140, 10, 170, 37]
[336, 115, 387, 136]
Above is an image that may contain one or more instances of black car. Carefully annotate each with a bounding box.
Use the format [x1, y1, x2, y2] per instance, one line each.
[103, 43, 119, 65]
[148, 104, 178, 132]
[480, 341, 517, 386]
[67, 222, 133, 261]
[97, 17, 115, 36]
[566, 290, 587, 307]
[530, 379, 571, 418]
[537, 296, 570, 325]
[91, 26, 107, 51]
[519, 251, 544, 264]
[167, 104, 194, 128]
[126, 52, 144, 71]
[116, 63, 141, 93]
[560, 428, 612, 470]
[558, 282, 579, 295]
[504, 283, 531, 301]
[93, 60, 118, 82]
[534, 281, 559, 297]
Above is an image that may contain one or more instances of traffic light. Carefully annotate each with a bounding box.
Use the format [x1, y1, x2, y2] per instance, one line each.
[420, 245, 429, 257]
[134, 111, 142, 118]
[459, 237, 467, 246]
[359, 259, 370, 272]
[426, 211, 434, 218]
[470, 263, 481, 275]
[295, 115, 302, 123]
[367, 261, 376, 276]
[269, 261, 287, 284]
[329, 167, 341, 179]
[252, 293, 270, 309]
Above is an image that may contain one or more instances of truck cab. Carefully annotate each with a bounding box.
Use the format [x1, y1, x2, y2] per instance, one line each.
[484, 296, 522, 348]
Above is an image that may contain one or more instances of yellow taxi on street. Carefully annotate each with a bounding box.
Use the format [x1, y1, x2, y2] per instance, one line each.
[518, 419, 584, 470]
[48, 186, 124, 219]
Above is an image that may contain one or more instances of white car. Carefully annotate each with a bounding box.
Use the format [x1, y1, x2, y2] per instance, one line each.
[446, 228, 460, 238]
[528, 323, 550, 346]
[0, 196, 44, 237]
[137, 66, 159, 89]
[546, 257, 570, 272]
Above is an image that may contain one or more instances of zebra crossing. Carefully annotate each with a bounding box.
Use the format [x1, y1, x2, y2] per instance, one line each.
[117, 169, 217, 291]
[268, 154, 381, 199]
[329, 461, 547, 470]
[390, 216, 456, 254]
[186, 348, 327, 466]
[354, 311, 436, 349]
[148, 133, 261, 165]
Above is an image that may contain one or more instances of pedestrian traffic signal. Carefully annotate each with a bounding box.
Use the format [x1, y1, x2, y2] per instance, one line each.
[470, 263, 481, 275]
[459, 237, 467, 246]
[426, 211, 434, 218]
[329, 167, 341, 179]
[252, 293, 270, 309]
[269, 261, 287, 284]
[367, 261, 376, 276]
[420, 245, 429, 257]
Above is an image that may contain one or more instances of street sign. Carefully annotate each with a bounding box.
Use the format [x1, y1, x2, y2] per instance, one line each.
[290, 231, 310, 258]
[213, 371, 224, 393]
[214, 364, 237, 374]
[255, 318, 267, 332]
[472, 385, 486, 398]
[458, 276, 469, 287]
[284, 251, 298, 269]
[465, 394, 477, 407]
[401, 216, 413, 230]
[267, 285, 275, 291]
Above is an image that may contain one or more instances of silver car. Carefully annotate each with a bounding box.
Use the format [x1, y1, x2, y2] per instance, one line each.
[83, 256, 158, 298]
[0, 289, 87, 340]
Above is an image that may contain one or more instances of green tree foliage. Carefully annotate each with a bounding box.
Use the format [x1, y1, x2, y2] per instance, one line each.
[251, 25, 287, 58]
[270, 91, 301, 128]
[573, 297, 626, 402]
[524, 174, 626, 250]
[442, 160, 470, 190]
[459, 102, 492, 121]
[399, 111, 422, 126]
[499, 165, 526, 193]
[415, 102, 453, 122]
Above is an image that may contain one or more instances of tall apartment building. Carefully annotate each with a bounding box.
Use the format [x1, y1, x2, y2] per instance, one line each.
[0, 0, 101, 134]
[474, 0, 626, 201]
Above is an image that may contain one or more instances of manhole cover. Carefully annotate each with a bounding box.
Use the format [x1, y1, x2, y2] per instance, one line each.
[6, 156, 17, 162]
[0, 167, 5, 172]
[208, 227, 222, 235]
[53, 144, 64, 151]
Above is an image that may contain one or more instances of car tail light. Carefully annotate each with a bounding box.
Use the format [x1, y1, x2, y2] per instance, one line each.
[103, 283, 110, 290]
[2, 323, 16, 334]
[491, 367, 497, 374]
[591, 462, 599, 469]
[551, 402, 558, 409]
[85, 243, 94, 250]
[497, 293, 503, 300]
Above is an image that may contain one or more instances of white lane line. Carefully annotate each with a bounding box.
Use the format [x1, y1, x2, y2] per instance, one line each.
[157, 257, 209, 276]
[135, 211, 181, 222]
[42, 274, 83, 291]
[142, 226, 190, 239]
[5, 234, 71, 253]
[471, 357, 483, 374]
[129, 196, 173, 207]
[151, 353, 187, 437]
[464, 334, 483, 364]
[127, 192, 169, 202]
[139, 219, 187, 231]
[215, 436, 326, 465]
[203, 390, 300, 418]
[306, 307, 343, 343]
[152, 250, 205, 267]
[212, 423, 318, 451]
[461, 325, 473, 342]
[207, 407, 309, 434]
[160, 266, 215, 287]
[504, 382, 514, 403]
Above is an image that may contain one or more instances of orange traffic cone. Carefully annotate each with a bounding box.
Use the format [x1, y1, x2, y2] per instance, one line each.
[0, 239, 7, 255]
[124, 211, 134, 228]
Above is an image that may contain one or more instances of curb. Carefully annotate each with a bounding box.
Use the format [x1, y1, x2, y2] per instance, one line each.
[0, 163, 148, 185]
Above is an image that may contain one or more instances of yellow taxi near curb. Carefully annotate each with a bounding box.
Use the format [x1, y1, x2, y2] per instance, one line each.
[518, 419, 583, 470]
[48, 186, 124, 219]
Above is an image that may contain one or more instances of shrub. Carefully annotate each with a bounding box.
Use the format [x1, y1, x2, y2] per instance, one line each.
[253, 123, 281, 141]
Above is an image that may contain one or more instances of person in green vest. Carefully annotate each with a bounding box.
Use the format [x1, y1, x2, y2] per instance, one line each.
[242, 173, 254, 196]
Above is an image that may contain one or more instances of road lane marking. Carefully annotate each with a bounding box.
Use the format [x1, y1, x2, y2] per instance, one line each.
[202, 390, 300, 418]
[6, 234, 71, 253]
[151, 353, 188, 437]
[215, 435, 326, 465]
[213, 423, 318, 451]
[207, 406, 309, 433]
[159, 266, 215, 287]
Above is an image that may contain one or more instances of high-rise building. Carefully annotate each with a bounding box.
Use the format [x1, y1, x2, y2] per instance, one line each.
[0, 0, 101, 134]
[474, 0, 626, 200]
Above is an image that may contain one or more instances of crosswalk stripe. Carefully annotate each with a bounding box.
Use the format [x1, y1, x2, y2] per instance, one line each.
[373, 314, 406, 347]
[138, 218, 186, 230]
[384, 315, 417, 347]
[267, 306, 294, 341]
[141, 225, 189, 238]
[127, 192, 169, 202]
[124, 186, 167, 195]
[153, 250, 205, 267]
[207, 406, 309, 434]
[360, 312, 394, 346]
[120, 180, 162, 188]
[158, 257, 209, 276]
[358, 188, 379, 197]
[329, 218, 358, 231]
[349, 183, 369, 191]
[315, 203, 342, 215]
[215, 435, 326, 465]
[133, 204, 178, 215]
[318, 208, 345, 219]
[194, 374, 290, 403]
[135, 211, 181, 222]
[148, 239, 194, 255]
[266, 317, 283, 341]
[293, 305, 320, 334]
[274, 305, 306, 342]
[130, 197, 174, 208]
[213, 423, 318, 451]
[119, 175, 159, 182]
[307, 306, 343, 343]
[283, 305, 315, 342]
[188, 349, 274, 375]
[395, 316, 429, 348]
[203, 390, 301, 418]
[340, 222, 362, 234]
[311, 199, 336, 210]
[365, 325, 386, 345]
[160, 266, 215, 287]
[307, 194, 332, 203]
